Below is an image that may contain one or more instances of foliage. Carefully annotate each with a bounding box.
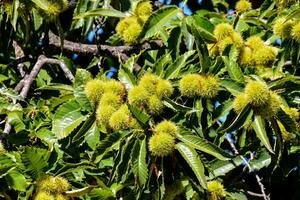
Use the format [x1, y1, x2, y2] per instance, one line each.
[0, 0, 300, 199]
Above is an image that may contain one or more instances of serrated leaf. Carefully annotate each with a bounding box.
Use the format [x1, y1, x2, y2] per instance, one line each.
[128, 105, 150, 126]
[168, 26, 182, 60]
[72, 114, 96, 142]
[52, 100, 87, 139]
[176, 142, 207, 189]
[252, 115, 274, 154]
[276, 108, 297, 134]
[73, 8, 127, 19]
[85, 122, 100, 150]
[22, 147, 50, 178]
[164, 50, 195, 79]
[222, 47, 244, 82]
[6, 169, 27, 192]
[208, 156, 244, 179]
[118, 65, 137, 90]
[153, 52, 172, 76]
[142, 6, 180, 40]
[115, 136, 135, 183]
[219, 79, 244, 96]
[220, 104, 251, 133]
[37, 84, 74, 91]
[188, 15, 217, 43]
[73, 69, 92, 111]
[93, 132, 125, 162]
[249, 150, 271, 170]
[226, 191, 248, 200]
[191, 27, 211, 72]
[177, 134, 232, 160]
[53, 99, 81, 119]
[31, 0, 48, 11]
[285, 8, 300, 21]
[0, 154, 17, 178]
[132, 138, 148, 186]
[35, 128, 57, 150]
[52, 111, 87, 140]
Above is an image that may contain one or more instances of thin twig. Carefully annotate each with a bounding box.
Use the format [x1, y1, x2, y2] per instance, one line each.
[225, 136, 270, 200]
[247, 191, 267, 197]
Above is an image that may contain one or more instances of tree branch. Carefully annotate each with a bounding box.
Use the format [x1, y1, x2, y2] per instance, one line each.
[20, 55, 74, 99]
[12, 40, 26, 77]
[48, 31, 164, 58]
[3, 55, 74, 135]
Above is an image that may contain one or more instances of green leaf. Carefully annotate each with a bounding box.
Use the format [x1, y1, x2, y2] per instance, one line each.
[132, 138, 148, 186]
[227, 191, 248, 200]
[53, 99, 81, 119]
[72, 114, 96, 143]
[177, 134, 232, 160]
[7, 112, 26, 133]
[188, 15, 217, 43]
[276, 108, 297, 134]
[84, 122, 100, 150]
[35, 128, 57, 150]
[142, 6, 180, 40]
[168, 26, 182, 60]
[52, 111, 87, 140]
[176, 142, 207, 189]
[209, 56, 224, 75]
[37, 83, 74, 91]
[119, 64, 137, 90]
[252, 115, 274, 154]
[128, 105, 150, 126]
[0, 74, 9, 82]
[220, 104, 251, 133]
[285, 8, 300, 21]
[208, 156, 244, 179]
[11, 0, 19, 30]
[93, 132, 126, 163]
[0, 87, 23, 101]
[115, 136, 135, 183]
[6, 169, 27, 192]
[89, 188, 114, 200]
[31, 0, 49, 11]
[22, 147, 50, 178]
[153, 52, 172, 76]
[73, 69, 92, 111]
[219, 79, 244, 96]
[191, 27, 211, 72]
[52, 100, 87, 139]
[182, 19, 195, 51]
[55, 161, 94, 176]
[222, 47, 244, 82]
[164, 50, 195, 79]
[73, 8, 127, 19]
[249, 150, 271, 170]
[0, 154, 17, 178]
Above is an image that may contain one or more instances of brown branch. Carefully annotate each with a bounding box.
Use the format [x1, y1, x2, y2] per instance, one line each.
[48, 31, 164, 58]
[3, 55, 74, 135]
[20, 55, 74, 99]
[12, 40, 26, 77]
